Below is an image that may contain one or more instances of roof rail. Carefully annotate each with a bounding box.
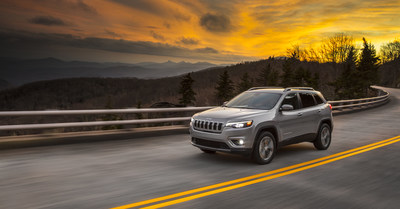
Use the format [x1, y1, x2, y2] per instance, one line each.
[247, 86, 283, 91]
[284, 87, 314, 92]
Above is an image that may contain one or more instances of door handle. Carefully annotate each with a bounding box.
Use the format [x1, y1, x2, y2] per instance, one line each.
[297, 112, 303, 116]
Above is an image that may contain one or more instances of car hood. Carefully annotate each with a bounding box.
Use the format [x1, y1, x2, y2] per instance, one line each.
[193, 107, 269, 122]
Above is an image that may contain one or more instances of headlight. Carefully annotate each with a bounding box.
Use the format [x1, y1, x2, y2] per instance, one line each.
[226, 120, 253, 128]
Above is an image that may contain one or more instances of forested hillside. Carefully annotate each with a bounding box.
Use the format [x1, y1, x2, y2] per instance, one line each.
[1, 34, 400, 111]
[0, 58, 348, 110]
[380, 59, 400, 88]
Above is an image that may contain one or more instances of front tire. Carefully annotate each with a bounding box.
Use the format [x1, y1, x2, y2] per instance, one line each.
[252, 132, 276, 164]
[314, 123, 331, 150]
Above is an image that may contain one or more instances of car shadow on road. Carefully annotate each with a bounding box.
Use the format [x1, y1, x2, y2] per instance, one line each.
[188, 142, 318, 166]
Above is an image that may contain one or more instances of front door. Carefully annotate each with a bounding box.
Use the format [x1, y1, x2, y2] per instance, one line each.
[278, 93, 307, 143]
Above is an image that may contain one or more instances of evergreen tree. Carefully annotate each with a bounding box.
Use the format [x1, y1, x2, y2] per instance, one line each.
[237, 72, 253, 93]
[178, 73, 196, 106]
[256, 63, 272, 86]
[280, 59, 295, 87]
[269, 69, 279, 86]
[256, 63, 279, 86]
[358, 37, 380, 96]
[293, 66, 313, 86]
[215, 70, 235, 104]
[311, 72, 320, 89]
[332, 45, 361, 99]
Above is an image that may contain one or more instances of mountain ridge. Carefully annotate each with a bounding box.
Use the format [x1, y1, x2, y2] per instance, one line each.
[0, 57, 220, 85]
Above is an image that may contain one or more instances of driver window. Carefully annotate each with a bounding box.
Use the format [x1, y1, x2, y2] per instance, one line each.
[281, 93, 299, 110]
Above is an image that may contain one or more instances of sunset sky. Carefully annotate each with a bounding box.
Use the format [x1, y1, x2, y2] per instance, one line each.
[0, 0, 399, 64]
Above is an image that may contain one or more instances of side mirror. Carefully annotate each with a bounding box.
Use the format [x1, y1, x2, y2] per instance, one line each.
[222, 101, 228, 107]
[280, 104, 294, 111]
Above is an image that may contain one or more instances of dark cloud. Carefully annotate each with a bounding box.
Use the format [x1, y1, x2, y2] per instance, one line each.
[176, 37, 199, 45]
[0, 30, 254, 62]
[111, 0, 190, 21]
[173, 12, 191, 22]
[74, 0, 97, 14]
[104, 29, 122, 38]
[163, 22, 171, 29]
[172, 0, 240, 16]
[29, 16, 67, 26]
[150, 31, 165, 41]
[200, 13, 232, 32]
[38, 0, 97, 15]
[195, 47, 218, 53]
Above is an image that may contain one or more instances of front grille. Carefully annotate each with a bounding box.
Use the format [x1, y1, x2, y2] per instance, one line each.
[192, 138, 230, 150]
[193, 119, 223, 133]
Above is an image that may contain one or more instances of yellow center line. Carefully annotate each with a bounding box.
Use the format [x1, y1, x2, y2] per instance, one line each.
[142, 137, 400, 209]
[111, 135, 400, 209]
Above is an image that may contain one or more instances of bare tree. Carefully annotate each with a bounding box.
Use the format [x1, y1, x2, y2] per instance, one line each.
[287, 44, 303, 60]
[380, 39, 400, 63]
[319, 33, 355, 63]
[303, 47, 322, 63]
[286, 34, 354, 63]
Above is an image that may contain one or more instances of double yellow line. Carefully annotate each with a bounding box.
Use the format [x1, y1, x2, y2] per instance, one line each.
[112, 135, 400, 209]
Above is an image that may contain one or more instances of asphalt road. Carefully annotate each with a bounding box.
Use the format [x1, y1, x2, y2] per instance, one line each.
[1, 87, 399, 209]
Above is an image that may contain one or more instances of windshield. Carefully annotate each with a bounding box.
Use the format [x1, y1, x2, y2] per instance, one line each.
[225, 92, 282, 110]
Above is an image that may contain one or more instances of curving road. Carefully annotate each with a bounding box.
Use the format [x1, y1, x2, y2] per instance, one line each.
[1, 87, 399, 209]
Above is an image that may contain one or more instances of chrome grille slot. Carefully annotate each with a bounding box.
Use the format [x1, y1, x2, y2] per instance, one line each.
[193, 119, 223, 133]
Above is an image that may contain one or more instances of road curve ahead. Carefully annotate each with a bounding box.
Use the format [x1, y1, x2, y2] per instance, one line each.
[1, 87, 399, 209]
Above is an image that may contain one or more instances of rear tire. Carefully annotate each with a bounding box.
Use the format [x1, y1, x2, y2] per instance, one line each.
[200, 149, 216, 154]
[252, 132, 276, 164]
[314, 123, 331, 150]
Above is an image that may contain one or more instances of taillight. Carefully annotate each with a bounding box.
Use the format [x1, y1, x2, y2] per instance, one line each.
[329, 104, 332, 110]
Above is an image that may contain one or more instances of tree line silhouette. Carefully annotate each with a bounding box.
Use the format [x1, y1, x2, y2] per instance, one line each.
[179, 34, 396, 105]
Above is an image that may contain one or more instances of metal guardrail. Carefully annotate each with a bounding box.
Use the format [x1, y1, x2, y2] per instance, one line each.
[328, 88, 389, 111]
[0, 88, 390, 131]
[0, 107, 212, 131]
[0, 107, 213, 116]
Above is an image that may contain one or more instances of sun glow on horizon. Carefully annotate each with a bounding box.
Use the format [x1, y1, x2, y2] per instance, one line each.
[0, 0, 399, 63]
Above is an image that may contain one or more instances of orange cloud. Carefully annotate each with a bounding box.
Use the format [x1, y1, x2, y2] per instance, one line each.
[0, 0, 399, 63]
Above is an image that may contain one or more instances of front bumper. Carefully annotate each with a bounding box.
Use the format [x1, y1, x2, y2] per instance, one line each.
[191, 137, 252, 155]
[189, 125, 255, 155]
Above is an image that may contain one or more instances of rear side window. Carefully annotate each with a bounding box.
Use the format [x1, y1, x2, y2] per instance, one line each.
[313, 93, 324, 104]
[281, 93, 299, 110]
[299, 93, 316, 108]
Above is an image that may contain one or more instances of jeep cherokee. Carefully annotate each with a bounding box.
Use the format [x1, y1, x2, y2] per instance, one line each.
[189, 87, 333, 164]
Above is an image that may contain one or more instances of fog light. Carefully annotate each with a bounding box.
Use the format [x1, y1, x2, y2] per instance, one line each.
[231, 139, 245, 146]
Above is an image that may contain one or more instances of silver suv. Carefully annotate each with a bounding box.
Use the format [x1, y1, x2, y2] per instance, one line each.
[189, 87, 333, 164]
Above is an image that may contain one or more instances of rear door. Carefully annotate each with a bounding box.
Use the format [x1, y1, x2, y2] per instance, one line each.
[298, 92, 319, 139]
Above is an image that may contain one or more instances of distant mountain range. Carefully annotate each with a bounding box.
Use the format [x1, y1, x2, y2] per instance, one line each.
[1, 57, 399, 112]
[0, 57, 220, 86]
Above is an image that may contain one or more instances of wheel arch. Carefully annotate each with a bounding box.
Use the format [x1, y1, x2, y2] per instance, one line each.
[318, 119, 333, 132]
[254, 126, 279, 148]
